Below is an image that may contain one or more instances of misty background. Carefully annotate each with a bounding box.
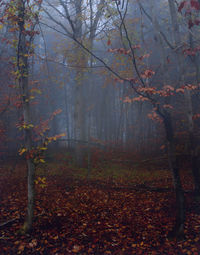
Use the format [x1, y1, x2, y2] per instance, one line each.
[0, 0, 200, 167]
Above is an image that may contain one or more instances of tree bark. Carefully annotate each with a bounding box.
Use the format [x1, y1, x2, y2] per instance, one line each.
[163, 111, 185, 239]
[17, 0, 35, 233]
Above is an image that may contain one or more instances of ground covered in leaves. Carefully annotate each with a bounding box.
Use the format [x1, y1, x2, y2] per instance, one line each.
[0, 161, 200, 254]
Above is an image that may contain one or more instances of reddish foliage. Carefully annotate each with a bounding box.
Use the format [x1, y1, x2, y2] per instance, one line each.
[0, 165, 200, 254]
[178, 0, 200, 12]
[191, 0, 200, 10]
[178, 1, 187, 12]
[107, 39, 111, 46]
[192, 113, 200, 120]
[141, 70, 155, 79]
[178, 1, 200, 28]
[108, 45, 141, 56]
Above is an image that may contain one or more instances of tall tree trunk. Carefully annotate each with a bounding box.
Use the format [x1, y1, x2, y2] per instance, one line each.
[168, 0, 200, 196]
[17, 0, 35, 233]
[72, 0, 86, 166]
[163, 111, 185, 239]
[187, 31, 200, 196]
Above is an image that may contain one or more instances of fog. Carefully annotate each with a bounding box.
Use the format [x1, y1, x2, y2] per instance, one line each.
[0, 0, 200, 248]
[1, 0, 199, 163]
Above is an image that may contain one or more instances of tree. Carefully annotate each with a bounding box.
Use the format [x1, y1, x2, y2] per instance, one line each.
[4, 0, 42, 233]
[137, 0, 200, 238]
[43, 0, 106, 166]
[40, 0, 200, 239]
[175, 0, 200, 196]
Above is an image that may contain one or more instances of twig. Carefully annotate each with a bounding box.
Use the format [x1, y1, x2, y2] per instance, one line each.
[0, 235, 10, 240]
[0, 217, 19, 228]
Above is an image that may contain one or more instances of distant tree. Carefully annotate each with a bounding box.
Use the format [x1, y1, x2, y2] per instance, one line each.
[43, 0, 106, 166]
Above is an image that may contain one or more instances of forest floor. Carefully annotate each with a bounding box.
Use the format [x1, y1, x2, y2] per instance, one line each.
[0, 158, 200, 254]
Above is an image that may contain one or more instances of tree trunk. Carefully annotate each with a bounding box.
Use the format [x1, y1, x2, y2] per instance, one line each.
[187, 32, 200, 196]
[167, 0, 200, 197]
[167, 0, 200, 195]
[74, 73, 85, 166]
[190, 134, 200, 196]
[17, 0, 35, 233]
[72, 0, 86, 167]
[163, 111, 185, 239]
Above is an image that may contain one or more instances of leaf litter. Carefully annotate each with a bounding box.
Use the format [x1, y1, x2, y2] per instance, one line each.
[0, 166, 200, 254]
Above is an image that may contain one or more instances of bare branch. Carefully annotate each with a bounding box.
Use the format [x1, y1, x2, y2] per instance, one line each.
[115, 1, 146, 87]
[138, 2, 174, 50]
[59, 0, 75, 33]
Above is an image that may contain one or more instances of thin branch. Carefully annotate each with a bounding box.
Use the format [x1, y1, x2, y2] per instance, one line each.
[42, 7, 73, 38]
[36, 54, 105, 69]
[0, 217, 19, 228]
[59, 0, 75, 33]
[115, 2, 146, 87]
[138, 2, 174, 50]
